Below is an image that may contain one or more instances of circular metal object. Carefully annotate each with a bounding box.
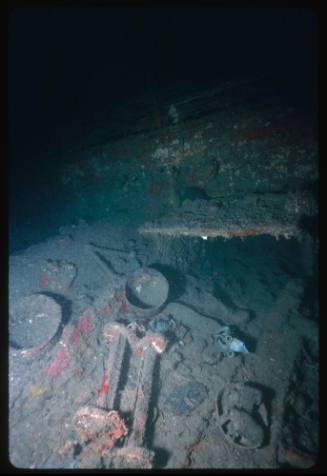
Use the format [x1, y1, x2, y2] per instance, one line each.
[125, 267, 169, 319]
[217, 383, 265, 449]
[9, 293, 62, 355]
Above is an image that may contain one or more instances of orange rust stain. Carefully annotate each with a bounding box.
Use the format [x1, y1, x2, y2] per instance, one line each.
[83, 430, 97, 444]
[97, 372, 110, 398]
[228, 226, 270, 237]
[180, 457, 190, 467]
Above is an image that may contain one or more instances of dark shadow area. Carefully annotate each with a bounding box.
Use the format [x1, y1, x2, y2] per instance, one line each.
[213, 282, 238, 311]
[243, 308, 257, 324]
[245, 382, 275, 448]
[299, 276, 319, 322]
[298, 214, 319, 238]
[148, 357, 171, 468]
[152, 447, 171, 469]
[146, 355, 161, 448]
[94, 251, 124, 277]
[179, 186, 211, 202]
[38, 292, 73, 353]
[113, 342, 132, 413]
[302, 336, 319, 365]
[150, 263, 186, 302]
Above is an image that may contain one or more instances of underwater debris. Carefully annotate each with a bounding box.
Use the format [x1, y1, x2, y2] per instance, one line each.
[125, 267, 169, 319]
[214, 326, 249, 357]
[143, 332, 167, 354]
[148, 314, 176, 334]
[73, 406, 127, 449]
[120, 331, 165, 468]
[164, 381, 207, 415]
[39, 259, 77, 294]
[217, 383, 269, 450]
[9, 293, 62, 356]
[139, 191, 316, 240]
[139, 223, 297, 240]
[112, 446, 154, 469]
[101, 324, 128, 409]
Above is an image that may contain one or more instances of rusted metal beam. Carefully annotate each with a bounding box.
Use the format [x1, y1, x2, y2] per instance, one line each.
[139, 223, 297, 239]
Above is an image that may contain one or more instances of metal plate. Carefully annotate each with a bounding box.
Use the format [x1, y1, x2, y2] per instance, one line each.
[9, 294, 62, 351]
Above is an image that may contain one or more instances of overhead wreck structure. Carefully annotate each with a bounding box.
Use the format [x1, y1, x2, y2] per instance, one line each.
[61, 75, 318, 246]
[139, 191, 317, 240]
